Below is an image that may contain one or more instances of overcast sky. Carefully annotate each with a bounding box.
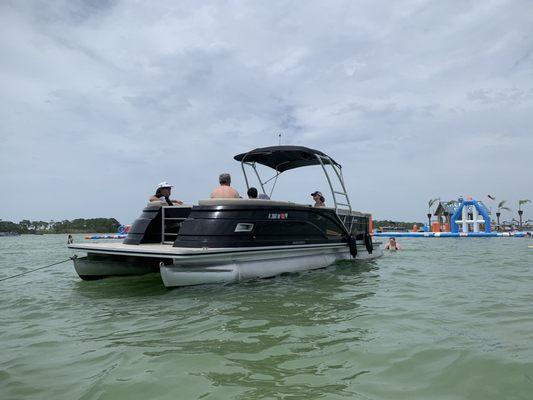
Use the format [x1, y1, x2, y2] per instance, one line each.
[1, 0, 532, 224]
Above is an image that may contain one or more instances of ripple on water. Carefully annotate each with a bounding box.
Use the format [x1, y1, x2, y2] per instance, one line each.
[1, 235, 533, 399]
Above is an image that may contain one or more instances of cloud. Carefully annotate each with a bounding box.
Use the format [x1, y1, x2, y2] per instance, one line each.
[1, 0, 532, 223]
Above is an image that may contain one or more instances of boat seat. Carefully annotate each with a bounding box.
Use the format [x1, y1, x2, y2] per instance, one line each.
[146, 201, 192, 208]
[198, 198, 308, 207]
[146, 201, 164, 208]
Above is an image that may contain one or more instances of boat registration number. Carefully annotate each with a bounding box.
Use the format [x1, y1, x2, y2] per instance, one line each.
[268, 213, 288, 220]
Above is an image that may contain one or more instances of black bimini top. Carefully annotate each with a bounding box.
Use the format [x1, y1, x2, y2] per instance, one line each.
[234, 146, 340, 173]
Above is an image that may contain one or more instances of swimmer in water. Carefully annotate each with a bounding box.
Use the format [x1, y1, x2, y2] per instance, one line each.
[384, 237, 401, 250]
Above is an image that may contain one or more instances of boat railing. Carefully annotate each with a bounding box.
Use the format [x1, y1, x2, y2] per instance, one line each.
[314, 154, 354, 232]
[161, 206, 188, 244]
[336, 210, 371, 236]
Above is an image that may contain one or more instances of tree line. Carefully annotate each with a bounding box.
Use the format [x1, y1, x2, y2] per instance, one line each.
[374, 220, 423, 231]
[0, 218, 121, 234]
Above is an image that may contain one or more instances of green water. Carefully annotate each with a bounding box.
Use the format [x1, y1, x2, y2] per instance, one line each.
[1, 235, 532, 399]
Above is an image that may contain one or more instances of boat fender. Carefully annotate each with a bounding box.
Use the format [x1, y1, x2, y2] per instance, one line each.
[347, 235, 357, 258]
[364, 232, 373, 254]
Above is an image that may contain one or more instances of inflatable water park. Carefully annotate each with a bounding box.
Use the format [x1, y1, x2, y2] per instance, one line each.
[374, 197, 532, 238]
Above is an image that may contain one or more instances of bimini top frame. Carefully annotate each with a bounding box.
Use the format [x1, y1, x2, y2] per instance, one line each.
[233, 146, 353, 216]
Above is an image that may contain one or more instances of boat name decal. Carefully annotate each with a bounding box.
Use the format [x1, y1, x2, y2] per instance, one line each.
[268, 213, 288, 220]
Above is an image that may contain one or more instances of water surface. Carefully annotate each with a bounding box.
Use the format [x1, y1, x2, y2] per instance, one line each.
[1, 235, 532, 399]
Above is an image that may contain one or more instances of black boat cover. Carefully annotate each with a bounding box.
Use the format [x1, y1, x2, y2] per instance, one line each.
[234, 146, 340, 173]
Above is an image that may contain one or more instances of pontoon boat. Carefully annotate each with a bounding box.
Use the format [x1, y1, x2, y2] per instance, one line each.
[68, 146, 382, 287]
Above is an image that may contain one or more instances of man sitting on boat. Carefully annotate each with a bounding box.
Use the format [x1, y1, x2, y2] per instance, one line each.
[149, 182, 183, 205]
[210, 173, 240, 198]
[247, 187, 258, 199]
[311, 191, 325, 207]
[247, 186, 271, 200]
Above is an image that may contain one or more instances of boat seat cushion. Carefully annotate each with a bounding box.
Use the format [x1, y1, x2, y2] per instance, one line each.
[146, 201, 164, 207]
[198, 198, 308, 207]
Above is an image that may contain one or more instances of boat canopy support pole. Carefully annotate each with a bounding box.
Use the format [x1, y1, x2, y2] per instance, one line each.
[250, 163, 268, 195]
[241, 159, 250, 191]
[241, 158, 276, 197]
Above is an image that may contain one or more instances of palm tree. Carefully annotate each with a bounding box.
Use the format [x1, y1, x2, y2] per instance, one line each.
[518, 199, 531, 230]
[496, 200, 511, 230]
[427, 198, 439, 227]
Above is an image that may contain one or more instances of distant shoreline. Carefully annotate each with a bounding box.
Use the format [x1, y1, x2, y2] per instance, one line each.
[0, 218, 121, 235]
[3, 218, 423, 235]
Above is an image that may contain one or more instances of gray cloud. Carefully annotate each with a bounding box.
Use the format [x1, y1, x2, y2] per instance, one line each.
[1, 0, 532, 224]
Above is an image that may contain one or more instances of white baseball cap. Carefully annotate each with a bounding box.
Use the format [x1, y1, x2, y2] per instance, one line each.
[156, 181, 173, 189]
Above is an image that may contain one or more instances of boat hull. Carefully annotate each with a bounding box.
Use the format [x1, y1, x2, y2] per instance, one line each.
[73, 254, 161, 280]
[69, 241, 382, 285]
[161, 244, 382, 288]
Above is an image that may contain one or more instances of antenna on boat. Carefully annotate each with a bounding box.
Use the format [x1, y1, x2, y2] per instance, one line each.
[278, 133, 282, 145]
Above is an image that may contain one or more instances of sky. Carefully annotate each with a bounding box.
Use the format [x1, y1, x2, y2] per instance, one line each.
[1, 0, 532, 224]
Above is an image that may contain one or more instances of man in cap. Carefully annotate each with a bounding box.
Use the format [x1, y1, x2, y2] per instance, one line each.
[311, 191, 325, 207]
[210, 173, 240, 199]
[149, 181, 183, 205]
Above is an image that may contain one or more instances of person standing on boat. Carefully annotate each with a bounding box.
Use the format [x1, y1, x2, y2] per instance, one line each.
[211, 173, 240, 198]
[311, 191, 325, 207]
[149, 182, 183, 205]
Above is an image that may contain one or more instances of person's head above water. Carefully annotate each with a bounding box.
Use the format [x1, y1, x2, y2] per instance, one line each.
[387, 237, 401, 250]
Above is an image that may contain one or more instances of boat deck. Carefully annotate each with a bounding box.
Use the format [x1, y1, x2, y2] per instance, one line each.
[68, 241, 349, 259]
[69, 242, 205, 257]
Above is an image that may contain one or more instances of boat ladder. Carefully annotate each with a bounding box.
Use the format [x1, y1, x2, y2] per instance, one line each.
[315, 154, 354, 233]
[161, 206, 188, 244]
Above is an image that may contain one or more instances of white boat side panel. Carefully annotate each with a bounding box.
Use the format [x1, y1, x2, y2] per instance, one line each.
[161, 247, 382, 287]
[69, 241, 383, 284]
